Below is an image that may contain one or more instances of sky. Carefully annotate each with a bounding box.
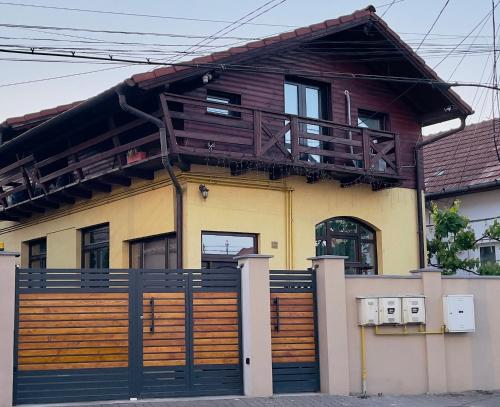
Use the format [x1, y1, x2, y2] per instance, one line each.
[0, 0, 498, 135]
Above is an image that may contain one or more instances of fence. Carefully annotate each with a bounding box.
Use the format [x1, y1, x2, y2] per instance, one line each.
[1, 253, 500, 406]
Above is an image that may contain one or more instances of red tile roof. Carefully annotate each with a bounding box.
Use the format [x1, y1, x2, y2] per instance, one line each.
[424, 119, 500, 195]
[128, 5, 376, 85]
[1, 101, 82, 129]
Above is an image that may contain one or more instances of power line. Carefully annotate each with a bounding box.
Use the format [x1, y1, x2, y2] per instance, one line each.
[380, 0, 398, 17]
[416, 0, 451, 51]
[159, 0, 287, 67]
[0, 23, 261, 40]
[0, 46, 498, 91]
[0, 1, 295, 28]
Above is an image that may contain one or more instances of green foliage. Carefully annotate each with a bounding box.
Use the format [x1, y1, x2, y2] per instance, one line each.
[427, 201, 500, 275]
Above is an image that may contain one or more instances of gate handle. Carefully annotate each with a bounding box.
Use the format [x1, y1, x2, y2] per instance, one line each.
[273, 297, 280, 332]
[150, 297, 155, 334]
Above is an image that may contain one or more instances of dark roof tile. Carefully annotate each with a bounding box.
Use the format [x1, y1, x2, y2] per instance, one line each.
[424, 119, 500, 195]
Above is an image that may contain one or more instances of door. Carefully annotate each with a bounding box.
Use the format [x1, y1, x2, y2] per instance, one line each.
[269, 269, 320, 393]
[135, 268, 243, 398]
[284, 80, 327, 163]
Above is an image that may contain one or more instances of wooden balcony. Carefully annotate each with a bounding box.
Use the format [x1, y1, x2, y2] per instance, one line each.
[161, 92, 402, 184]
[0, 92, 403, 221]
[0, 118, 164, 221]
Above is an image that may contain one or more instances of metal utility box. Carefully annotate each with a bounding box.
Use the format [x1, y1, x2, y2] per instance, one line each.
[357, 297, 379, 325]
[378, 297, 402, 324]
[402, 296, 426, 324]
[443, 295, 475, 332]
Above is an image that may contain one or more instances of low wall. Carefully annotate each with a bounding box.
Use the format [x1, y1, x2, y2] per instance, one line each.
[345, 273, 500, 395]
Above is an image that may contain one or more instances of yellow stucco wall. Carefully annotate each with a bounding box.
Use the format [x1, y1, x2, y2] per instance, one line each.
[0, 166, 419, 274]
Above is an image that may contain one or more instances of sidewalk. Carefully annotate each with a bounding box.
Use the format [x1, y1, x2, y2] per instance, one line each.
[51, 391, 500, 407]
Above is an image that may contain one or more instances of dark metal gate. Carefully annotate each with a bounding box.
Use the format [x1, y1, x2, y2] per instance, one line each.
[269, 269, 320, 393]
[135, 268, 243, 398]
[13, 267, 242, 405]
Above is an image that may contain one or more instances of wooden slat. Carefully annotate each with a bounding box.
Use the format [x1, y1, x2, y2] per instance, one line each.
[19, 361, 128, 371]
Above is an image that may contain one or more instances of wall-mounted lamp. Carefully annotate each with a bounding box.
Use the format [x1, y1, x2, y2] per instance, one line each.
[202, 73, 213, 84]
[199, 184, 209, 200]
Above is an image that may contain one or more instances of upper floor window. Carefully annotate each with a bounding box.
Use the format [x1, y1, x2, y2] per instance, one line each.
[358, 109, 388, 131]
[29, 238, 46, 268]
[130, 234, 177, 269]
[480, 245, 497, 266]
[206, 89, 241, 117]
[315, 217, 377, 275]
[284, 79, 328, 163]
[82, 224, 109, 268]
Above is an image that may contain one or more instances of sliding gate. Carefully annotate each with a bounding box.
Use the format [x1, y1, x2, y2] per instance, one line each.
[14, 268, 242, 405]
[270, 269, 320, 393]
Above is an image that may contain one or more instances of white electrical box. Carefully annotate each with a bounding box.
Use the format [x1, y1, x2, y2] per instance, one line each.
[443, 295, 475, 332]
[357, 297, 379, 325]
[402, 296, 426, 324]
[378, 297, 402, 324]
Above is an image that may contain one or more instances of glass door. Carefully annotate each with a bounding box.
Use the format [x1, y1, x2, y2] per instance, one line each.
[284, 81, 326, 163]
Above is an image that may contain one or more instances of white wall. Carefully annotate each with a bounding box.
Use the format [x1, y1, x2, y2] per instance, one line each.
[426, 189, 500, 273]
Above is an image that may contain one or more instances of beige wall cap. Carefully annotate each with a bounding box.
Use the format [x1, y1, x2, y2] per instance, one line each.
[410, 266, 442, 274]
[308, 255, 349, 260]
[0, 252, 20, 257]
[233, 254, 273, 260]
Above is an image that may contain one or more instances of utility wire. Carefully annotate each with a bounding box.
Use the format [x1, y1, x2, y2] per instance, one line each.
[416, 0, 451, 51]
[0, 47, 499, 91]
[0, 23, 261, 40]
[0, 1, 295, 28]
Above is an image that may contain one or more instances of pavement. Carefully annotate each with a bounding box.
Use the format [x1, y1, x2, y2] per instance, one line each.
[47, 391, 500, 407]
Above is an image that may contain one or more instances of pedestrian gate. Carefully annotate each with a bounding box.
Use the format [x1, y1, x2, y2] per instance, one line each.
[270, 269, 320, 393]
[13, 268, 242, 404]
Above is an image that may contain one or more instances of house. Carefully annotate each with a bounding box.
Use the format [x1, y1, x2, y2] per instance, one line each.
[424, 119, 500, 271]
[0, 5, 472, 275]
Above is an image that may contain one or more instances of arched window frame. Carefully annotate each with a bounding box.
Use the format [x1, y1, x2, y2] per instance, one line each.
[315, 217, 378, 275]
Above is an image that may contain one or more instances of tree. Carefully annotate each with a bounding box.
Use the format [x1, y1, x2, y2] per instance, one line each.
[427, 201, 500, 275]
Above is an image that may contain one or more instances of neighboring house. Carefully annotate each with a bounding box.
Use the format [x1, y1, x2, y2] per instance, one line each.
[0, 5, 472, 275]
[424, 119, 500, 271]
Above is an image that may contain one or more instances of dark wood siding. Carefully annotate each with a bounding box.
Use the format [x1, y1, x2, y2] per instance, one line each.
[182, 49, 420, 188]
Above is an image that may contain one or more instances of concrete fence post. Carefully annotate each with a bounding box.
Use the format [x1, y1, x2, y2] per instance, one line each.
[0, 252, 19, 407]
[411, 267, 448, 394]
[309, 255, 350, 395]
[235, 254, 273, 397]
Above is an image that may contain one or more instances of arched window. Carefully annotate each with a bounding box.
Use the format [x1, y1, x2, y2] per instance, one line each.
[315, 217, 377, 275]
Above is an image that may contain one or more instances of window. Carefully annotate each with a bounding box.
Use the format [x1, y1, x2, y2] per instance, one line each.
[284, 79, 328, 163]
[82, 224, 109, 268]
[357, 109, 388, 131]
[315, 217, 377, 275]
[29, 238, 46, 268]
[206, 89, 241, 117]
[130, 234, 177, 269]
[480, 245, 497, 265]
[201, 232, 257, 269]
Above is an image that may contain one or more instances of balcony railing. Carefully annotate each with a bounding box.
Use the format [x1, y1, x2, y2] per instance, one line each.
[0, 92, 403, 221]
[161, 92, 402, 181]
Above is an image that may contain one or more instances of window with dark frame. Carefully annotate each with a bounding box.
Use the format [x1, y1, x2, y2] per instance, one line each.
[206, 89, 241, 118]
[315, 217, 377, 275]
[357, 109, 388, 131]
[28, 238, 47, 268]
[201, 232, 257, 269]
[480, 245, 497, 265]
[130, 234, 177, 269]
[82, 224, 109, 268]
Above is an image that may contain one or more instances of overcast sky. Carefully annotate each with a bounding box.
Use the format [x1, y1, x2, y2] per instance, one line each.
[0, 0, 498, 135]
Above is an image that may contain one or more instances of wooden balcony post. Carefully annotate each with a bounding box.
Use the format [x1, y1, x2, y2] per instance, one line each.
[362, 129, 371, 172]
[253, 110, 262, 157]
[394, 133, 401, 175]
[290, 116, 299, 161]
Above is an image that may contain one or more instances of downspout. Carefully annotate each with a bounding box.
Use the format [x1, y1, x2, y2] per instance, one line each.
[117, 90, 183, 268]
[414, 116, 466, 268]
